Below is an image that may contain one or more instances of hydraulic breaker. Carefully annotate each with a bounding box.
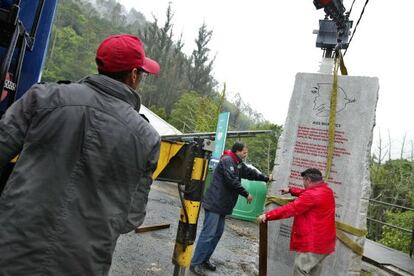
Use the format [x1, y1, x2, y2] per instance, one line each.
[154, 138, 212, 276]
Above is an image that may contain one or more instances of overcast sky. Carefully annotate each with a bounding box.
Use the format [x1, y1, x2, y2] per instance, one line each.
[119, 0, 413, 159]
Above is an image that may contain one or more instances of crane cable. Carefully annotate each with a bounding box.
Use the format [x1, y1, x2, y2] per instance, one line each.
[344, 0, 370, 56]
[347, 0, 357, 17]
[327, 0, 369, 158]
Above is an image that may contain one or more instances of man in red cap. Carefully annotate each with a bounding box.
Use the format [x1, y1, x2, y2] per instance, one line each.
[0, 34, 160, 275]
[96, 34, 160, 87]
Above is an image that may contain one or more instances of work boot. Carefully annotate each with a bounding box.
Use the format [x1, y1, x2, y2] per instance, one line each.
[202, 260, 217, 271]
[190, 265, 206, 276]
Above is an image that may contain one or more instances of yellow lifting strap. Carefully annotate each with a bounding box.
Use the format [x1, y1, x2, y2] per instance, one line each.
[265, 195, 295, 206]
[10, 156, 19, 163]
[336, 220, 368, 237]
[265, 195, 367, 256]
[338, 49, 348, 76]
[336, 230, 365, 256]
[325, 49, 348, 181]
[336, 221, 368, 256]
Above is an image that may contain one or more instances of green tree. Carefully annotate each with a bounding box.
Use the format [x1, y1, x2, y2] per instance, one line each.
[188, 23, 216, 96]
[169, 92, 219, 132]
[370, 159, 414, 207]
[43, 0, 143, 82]
[379, 210, 414, 254]
[43, 26, 94, 81]
[138, 5, 190, 114]
[149, 105, 167, 121]
[42, 0, 273, 152]
[223, 93, 263, 130]
[368, 158, 414, 249]
[226, 123, 282, 174]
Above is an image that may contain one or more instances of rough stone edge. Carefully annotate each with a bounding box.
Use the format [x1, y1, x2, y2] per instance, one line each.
[350, 76, 380, 275]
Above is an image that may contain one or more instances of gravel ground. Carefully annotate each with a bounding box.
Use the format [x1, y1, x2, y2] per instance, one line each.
[109, 181, 260, 276]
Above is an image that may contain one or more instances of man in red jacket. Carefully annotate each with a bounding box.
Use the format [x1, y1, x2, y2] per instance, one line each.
[258, 168, 336, 276]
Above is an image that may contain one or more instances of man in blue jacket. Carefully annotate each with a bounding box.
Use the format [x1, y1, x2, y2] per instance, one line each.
[190, 141, 270, 275]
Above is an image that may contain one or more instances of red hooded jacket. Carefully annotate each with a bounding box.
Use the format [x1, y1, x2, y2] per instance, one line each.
[265, 183, 336, 254]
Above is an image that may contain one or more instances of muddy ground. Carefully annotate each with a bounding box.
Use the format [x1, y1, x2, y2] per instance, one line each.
[109, 181, 260, 276]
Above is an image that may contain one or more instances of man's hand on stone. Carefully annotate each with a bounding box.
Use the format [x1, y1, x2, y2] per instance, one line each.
[257, 214, 267, 224]
[246, 194, 253, 204]
[279, 187, 290, 195]
[268, 174, 273, 182]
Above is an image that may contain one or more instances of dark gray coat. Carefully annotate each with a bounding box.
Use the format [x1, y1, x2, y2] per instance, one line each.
[0, 74, 160, 275]
[202, 154, 268, 215]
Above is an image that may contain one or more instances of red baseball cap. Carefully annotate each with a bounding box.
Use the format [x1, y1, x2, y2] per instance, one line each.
[96, 34, 160, 74]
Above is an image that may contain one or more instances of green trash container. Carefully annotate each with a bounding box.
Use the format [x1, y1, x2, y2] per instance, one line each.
[203, 159, 219, 195]
[203, 167, 214, 194]
[230, 179, 267, 222]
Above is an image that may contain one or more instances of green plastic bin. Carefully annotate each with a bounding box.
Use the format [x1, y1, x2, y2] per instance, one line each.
[203, 167, 214, 194]
[230, 179, 267, 222]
